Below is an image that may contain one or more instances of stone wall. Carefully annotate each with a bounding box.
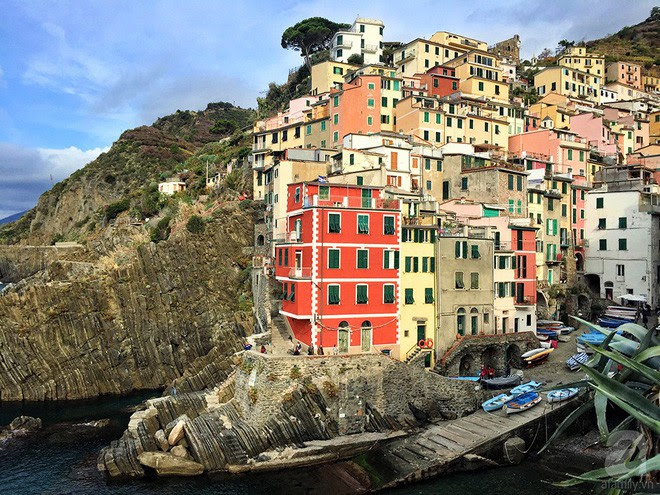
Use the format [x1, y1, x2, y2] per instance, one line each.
[438, 332, 540, 376]
[0, 245, 88, 282]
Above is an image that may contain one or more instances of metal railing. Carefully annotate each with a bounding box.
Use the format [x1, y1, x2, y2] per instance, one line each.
[288, 267, 312, 279]
[363, 43, 379, 53]
[303, 195, 401, 210]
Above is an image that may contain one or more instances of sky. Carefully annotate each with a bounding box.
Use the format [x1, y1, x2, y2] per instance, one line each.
[0, 0, 655, 219]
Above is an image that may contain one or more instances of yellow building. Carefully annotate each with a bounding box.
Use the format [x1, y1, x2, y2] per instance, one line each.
[392, 38, 467, 77]
[643, 74, 660, 94]
[444, 50, 509, 103]
[310, 60, 359, 95]
[650, 110, 660, 145]
[400, 221, 438, 366]
[528, 93, 577, 129]
[429, 31, 488, 52]
[534, 66, 602, 104]
[558, 46, 605, 76]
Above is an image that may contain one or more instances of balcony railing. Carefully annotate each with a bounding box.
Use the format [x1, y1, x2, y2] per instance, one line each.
[395, 49, 416, 65]
[303, 195, 401, 210]
[515, 296, 534, 306]
[335, 40, 353, 48]
[363, 43, 379, 53]
[274, 231, 303, 244]
[288, 267, 312, 279]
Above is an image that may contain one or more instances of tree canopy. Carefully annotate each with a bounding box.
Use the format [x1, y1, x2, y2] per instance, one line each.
[281, 17, 350, 70]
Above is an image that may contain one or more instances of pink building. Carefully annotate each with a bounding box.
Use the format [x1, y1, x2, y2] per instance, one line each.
[606, 62, 642, 90]
[571, 183, 590, 272]
[508, 128, 589, 177]
[569, 113, 617, 158]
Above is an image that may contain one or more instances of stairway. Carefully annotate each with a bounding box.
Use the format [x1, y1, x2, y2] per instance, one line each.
[404, 347, 422, 364]
[270, 314, 293, 355]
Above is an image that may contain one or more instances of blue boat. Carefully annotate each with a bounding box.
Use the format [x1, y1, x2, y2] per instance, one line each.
[505, 392, 542, 414]
[566, 352, 589, 371]
[482, 393, 513, 412]
[510, 380, 542, 395]
[597, 317, 627, 328]
[547, 388, 579, 403]
[448, 376, 481, 382]
[537, 328, 558, 338]
[577, 333, 606, 346]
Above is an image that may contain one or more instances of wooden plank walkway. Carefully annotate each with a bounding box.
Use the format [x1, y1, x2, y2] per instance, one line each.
[373, 397, 578, 484]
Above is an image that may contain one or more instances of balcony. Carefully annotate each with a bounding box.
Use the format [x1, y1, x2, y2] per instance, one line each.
[395, 49, 416, 65]
[303, 195, 401, 211]
[494, 241, 512, 252]
[515, 296, 534, 306]
[288, 267, 312, 279]
[560, 237, 570, 248]
[335, 39, 353, 49]
[363, 43, 379, 53]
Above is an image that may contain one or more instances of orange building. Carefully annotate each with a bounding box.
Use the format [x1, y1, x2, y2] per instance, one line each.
[330, 75, 383, 147]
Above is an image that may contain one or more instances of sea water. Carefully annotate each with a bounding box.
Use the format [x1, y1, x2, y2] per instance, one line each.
[0, 393, 591, 495]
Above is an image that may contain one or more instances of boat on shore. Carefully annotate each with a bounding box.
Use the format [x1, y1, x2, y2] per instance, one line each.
[566, 352, 588, 371]
[521, 348, 546, 359]
[504, 392, 542, 414]
[524, 348, 554, 365]
[482, 393, 514, 412]
[546, 388, 579, 403]
[481, 375, 521, 390]
[510, 381, 542, 395]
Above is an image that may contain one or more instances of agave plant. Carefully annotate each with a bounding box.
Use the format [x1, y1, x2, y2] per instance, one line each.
[539, 316, 659, 492]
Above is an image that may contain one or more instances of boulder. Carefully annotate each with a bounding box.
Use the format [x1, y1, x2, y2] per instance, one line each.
[503, 436, 526, 464]
[168, 421, 186, 446]
[137, 451, 204, 476]
[170, 445, 191, 459]
[154, 429, 169, 452]
[9, 416, 42, 431]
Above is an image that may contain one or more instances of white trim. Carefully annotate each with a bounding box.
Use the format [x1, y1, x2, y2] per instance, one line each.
[327, 283, 341, 305]
[382, 283, 396, 304]
[383, 214, 396, 236]
[281, 310, 313, 319]
[327, 211, 342, 234]
[276, 242, 400, 249]
[320, 313, 399, 320]
[327, 247, 341, 269]
[356, 213, 370, 235]
[322, 277, 399, 282]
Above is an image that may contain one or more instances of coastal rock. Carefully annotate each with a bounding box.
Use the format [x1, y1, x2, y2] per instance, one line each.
[154, 430, 169, 452]
[9, 416, 42, 431]
[168, 421, 186, 446]
[170, 445, 191, 459]
[137, 451, 204, 476]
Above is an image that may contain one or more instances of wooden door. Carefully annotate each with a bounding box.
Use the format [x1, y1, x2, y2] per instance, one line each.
[391, 152, 398, 170]
[338, 329, 349, 353]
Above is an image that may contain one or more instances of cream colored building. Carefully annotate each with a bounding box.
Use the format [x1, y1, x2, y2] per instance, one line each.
[330, 17, 384, 65]
[158, 178, 186, 195]
[392, 38, 467, 77]
[558, 46, 605, 76]
[534, 66, 602, 104]
[310, 60, 359, 95]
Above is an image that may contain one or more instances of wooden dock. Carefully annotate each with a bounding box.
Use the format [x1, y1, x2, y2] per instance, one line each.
[364, 397, 580, 489]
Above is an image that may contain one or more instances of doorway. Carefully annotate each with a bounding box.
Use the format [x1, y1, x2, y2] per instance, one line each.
[338, 321, 349, 353]
[361, 321, 372, 352]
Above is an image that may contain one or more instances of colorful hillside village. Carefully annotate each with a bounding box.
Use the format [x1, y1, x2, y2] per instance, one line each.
[251, 18, 660, 370]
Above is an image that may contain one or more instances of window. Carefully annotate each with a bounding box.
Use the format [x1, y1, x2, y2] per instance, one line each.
[356, 176, 363, 185]
[446, 117, 452, 127]
[598, 218, 606, 229]
[381, 96, 388, 107]
[328, 249, 340, 269]
[455, 272, 465, 289]
[567, 149, 573, 160]
[357, 214, 369, 234]
[426, 180, 432, 190]
[413, 257, 419, 272]
[596, 197, 604, 209]
[329, 213, 341, 233]
[294, 187, 301, 203]
[425, 288, 434, 303]
[616, 264, 625, 277]
[349, 153, 355, 165]
[333, 66, 343, 75]
[423, 111, 430, 123]
[436, 160, 442, 171]
[333, 114, 338, 125]
[618, 238, 627, 251]
[461, 177, 468, 190]
[458, 119, 463, 129]
[289, 283, 296, 302]
[356, 284, 368, 304]
[319, 185, 329, 200]
[405, 288, 414, 304]
[562, 204, 567, 217]
[284, 249, 289, 266]
[333, 131, 339, 142]
[333, 95, 339, 107]
[619, 217, 627, 229]
[367, 98, 375, 107]
[599, 239, 607, 250]
[328, 285, 340, 305]
[484, 122, 489, 132]
[470, 272, 479, 289]
[383, 216, 395, 235]
[357, 249, 369, 269]
[367, 83, 375, 90]
[455, 240, 468, 259]
[517, 176, 522, 191]
[383, 250, 399, 269]
[384, 284, 395, 304]
[457, 308, 465, 335]
[478, 81, 484, 91]
[367, 116, 373, 125]
[508, 174, 514, 190]
[471, 245, 480, 259]
[579, 150, 584, 162]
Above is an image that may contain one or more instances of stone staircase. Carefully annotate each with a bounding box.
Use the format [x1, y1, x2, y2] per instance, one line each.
[404, 347, 422, 364]
[270, 313, 294, 355]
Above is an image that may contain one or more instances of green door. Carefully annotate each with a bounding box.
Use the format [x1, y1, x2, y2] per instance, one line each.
[361, 188, 372, 208]
[442, 181, 450, 200]
[361, 322, 371, 352]
[338, 328, 349, 353]
[471, 316, 478, 335]
[416, 324, 426, 345]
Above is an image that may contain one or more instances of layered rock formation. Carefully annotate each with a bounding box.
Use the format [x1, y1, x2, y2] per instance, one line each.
[0, 203, 256, 401]
[98, 352, 481, 478]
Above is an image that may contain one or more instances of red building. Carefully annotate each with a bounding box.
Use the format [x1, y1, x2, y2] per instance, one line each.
[275, 182, 401, 353]
[416, 65, 459, 98]
[511, 225, 538, 331]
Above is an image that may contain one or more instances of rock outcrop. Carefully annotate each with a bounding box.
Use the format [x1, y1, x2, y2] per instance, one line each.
[98, 352, 481, 478]
[0, 204, 256, 401]
[137, 451, 204, 476]
[0, 416, 42, 446]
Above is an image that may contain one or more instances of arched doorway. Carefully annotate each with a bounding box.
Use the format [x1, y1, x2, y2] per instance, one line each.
[575, 252, 584, 272]
[256, 234, 265, 246]
[459, 354, 475, 376]
[481, 346, 498, 370]
[360, 320, 372, 352]
[604, 281, 614, 300]
[338, 321, 350, 353]
[585, 274, 600, 295]
[506, 344, 523, 369]
[470, 308, 479, 335]
[457, 307, 466, 336]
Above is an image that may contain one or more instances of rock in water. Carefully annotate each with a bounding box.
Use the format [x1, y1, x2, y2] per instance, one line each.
[168, 421, 185, 446]
[8, 416, 42, 431]
[154, 429, 169, 452]
[137, 452, 204, 476]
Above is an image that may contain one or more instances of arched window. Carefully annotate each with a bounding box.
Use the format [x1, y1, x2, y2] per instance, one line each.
[457, 307, 466, 336]
[256, 234, 265, 246]
[360, 320, 372, 352]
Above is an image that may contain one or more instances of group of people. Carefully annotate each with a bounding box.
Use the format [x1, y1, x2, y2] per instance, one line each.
[243, 342, 268, 354]
[292, 342, 327, 355]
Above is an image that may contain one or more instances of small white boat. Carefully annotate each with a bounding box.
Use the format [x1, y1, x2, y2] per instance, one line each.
[521, 347, 546, 359]
[546, 388, 579, 403]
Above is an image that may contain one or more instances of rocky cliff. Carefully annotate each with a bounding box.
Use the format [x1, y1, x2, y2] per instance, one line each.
[0, 202, 257, 401]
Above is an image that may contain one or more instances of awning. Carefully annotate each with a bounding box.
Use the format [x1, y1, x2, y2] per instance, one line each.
[620, 294, 647, 303]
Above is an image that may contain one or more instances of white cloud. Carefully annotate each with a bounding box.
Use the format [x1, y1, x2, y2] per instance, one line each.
[0, 142, 108, 219]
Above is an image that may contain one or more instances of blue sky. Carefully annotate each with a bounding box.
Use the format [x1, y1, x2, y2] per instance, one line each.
[0, 0, 655, 218]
